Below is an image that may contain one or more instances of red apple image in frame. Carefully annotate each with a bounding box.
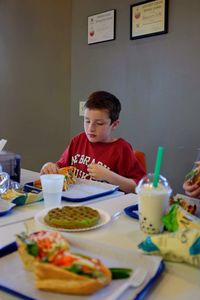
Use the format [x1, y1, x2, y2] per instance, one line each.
[134, 10, 141, 19]
[89, 30, 95, 37]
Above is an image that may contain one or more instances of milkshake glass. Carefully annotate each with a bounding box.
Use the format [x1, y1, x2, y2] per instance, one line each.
[136, 173, 172, 234]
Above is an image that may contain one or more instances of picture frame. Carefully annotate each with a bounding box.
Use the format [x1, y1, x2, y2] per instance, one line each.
[88, 9, 116, 45]
[130, 0, 168, 40]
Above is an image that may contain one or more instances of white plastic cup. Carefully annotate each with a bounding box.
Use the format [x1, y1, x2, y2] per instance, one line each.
[136, 173, 172, 234]
[40, 174, 64, 208]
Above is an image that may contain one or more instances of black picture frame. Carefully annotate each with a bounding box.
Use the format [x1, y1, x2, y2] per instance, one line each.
[130, 0, 168, 40]
[88, 9, 116, 45]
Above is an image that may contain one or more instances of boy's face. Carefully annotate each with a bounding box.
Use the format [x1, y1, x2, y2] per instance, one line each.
[84, 108, 119, 143]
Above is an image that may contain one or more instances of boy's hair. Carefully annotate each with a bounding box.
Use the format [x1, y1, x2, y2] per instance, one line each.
[85, 91, 121, 123]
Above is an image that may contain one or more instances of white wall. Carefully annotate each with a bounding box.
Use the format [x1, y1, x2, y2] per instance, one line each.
[70, 0, 200, 193]
[0, 0, 72, 171]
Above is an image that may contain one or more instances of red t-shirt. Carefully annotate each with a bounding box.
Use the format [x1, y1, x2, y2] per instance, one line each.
[57, 132, 145, 184]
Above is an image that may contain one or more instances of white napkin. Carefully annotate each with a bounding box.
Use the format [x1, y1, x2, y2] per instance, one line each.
[0, 139, 7, 152]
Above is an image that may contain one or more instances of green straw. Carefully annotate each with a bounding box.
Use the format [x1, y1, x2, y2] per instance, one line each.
[153, 146, 164, 188]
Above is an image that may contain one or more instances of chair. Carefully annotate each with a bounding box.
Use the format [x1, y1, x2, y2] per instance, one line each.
[134, 150, 147, 173]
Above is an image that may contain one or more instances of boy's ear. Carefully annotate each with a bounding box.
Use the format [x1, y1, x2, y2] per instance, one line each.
[111, 120, 119, 130]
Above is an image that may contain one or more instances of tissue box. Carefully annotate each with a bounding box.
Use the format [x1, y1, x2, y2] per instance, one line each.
[0, 151, 21, 183]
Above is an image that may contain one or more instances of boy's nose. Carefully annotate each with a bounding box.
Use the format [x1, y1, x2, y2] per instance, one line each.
[88, 123, 96, 131]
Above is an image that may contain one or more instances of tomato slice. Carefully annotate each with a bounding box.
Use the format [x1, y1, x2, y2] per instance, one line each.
[53, 254, 78, 267]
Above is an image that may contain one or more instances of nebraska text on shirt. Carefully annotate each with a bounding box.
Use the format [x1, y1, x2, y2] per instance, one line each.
[74, 168, 91, 179]
[71, 154, 110, 169]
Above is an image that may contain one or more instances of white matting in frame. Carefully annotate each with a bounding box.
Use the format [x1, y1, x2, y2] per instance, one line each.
[88, 9, 116, 45]
[131, 0, 168, 40]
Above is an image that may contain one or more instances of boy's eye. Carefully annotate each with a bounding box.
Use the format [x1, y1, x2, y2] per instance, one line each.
[84, 120, 104, 126]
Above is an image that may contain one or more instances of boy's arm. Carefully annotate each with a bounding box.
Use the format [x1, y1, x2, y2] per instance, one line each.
[87, 164, 136, 193]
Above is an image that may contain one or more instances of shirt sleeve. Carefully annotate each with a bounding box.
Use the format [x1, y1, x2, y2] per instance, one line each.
[116, 142, 146, 184]
[56, 146, 70, 168]
[56, 133, 84, 168]
[130, 152, 146, 184]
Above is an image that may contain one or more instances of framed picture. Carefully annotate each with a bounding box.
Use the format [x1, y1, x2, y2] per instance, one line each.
[130, 0, 168, 40]
[88, 9, 116, 45]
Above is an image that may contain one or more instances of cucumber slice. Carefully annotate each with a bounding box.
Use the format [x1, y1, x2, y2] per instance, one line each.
[109, 267, 133, 279]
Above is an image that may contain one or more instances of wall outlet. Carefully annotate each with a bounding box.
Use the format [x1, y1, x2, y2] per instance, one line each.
[79, 101, 86, 116]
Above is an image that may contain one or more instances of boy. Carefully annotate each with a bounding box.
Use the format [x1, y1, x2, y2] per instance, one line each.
[41, 91, 146, 193]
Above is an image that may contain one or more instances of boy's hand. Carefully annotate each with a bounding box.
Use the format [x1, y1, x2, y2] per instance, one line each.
[40, 162, 58, 174]
[87, 164, 110, 181]
[88, 163, 136, 193]
[183, 180, 200, 199]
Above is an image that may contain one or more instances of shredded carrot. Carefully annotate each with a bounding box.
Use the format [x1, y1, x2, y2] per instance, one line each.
[37, 238, 52, 249]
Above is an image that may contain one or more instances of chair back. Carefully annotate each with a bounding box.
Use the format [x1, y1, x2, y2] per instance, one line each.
[134, 150, 147, 173]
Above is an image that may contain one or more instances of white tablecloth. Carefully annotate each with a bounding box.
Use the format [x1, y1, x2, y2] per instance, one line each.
[0, 169, 200, 300]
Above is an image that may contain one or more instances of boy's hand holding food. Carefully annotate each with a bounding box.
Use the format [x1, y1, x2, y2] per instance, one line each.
[36, 166, 76, 191]
[40, 162, 58, 174]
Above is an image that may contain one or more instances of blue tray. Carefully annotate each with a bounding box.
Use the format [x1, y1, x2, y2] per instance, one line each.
[24, 179, 119, 202]
[0, 241, 165, 300]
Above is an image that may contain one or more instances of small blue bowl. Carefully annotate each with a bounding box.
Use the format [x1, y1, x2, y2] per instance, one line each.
[124, 204, 139, 220]
[0, 201, 16, 216]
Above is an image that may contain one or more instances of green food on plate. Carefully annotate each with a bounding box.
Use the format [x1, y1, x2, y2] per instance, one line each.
[109, 267, 133, 279]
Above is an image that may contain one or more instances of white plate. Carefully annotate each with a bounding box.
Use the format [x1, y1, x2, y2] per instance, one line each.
[34, 206, 111, 232]
[175, 193, 200, 217]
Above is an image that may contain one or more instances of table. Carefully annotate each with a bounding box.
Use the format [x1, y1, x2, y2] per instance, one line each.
[0, 170, 200, 300]
[0, 169, 124, 228]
